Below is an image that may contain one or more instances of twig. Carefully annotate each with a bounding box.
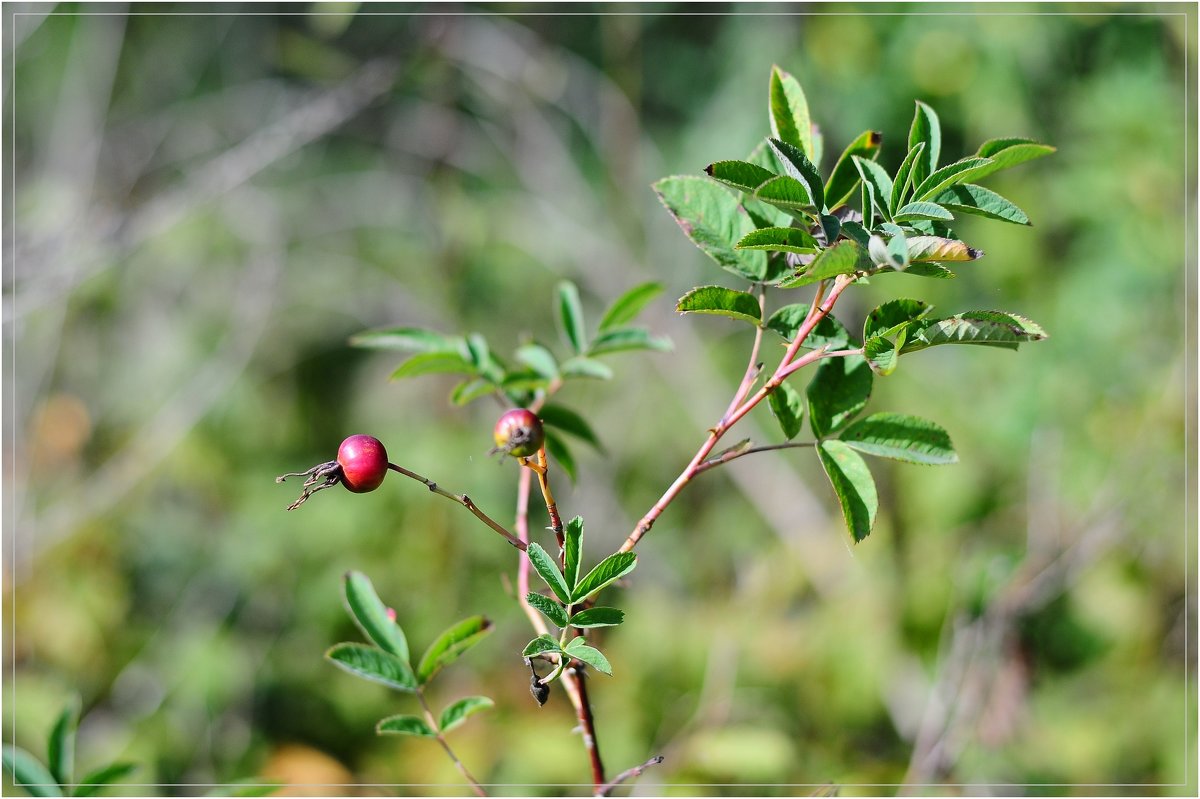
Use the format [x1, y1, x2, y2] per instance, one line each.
[693, 441, 818, 476]
[595, 755, 664, 797]
[571, 665, 606, 789]
[719, 284, 767, 426]
[415, 689, 488, 797]
[386, 463, 526, 552]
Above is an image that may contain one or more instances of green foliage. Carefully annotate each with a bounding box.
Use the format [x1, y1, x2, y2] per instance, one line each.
[817, 440, 879, 543]
[676, 286, 763, 326]
[438, 697, 495, 734]
[768, 381, 806, 441]
[654, 175, 768, 280]
[376, 716, 436, 738]
[3, 699, 137, 798]
[806, 356, 873, 438]
[416, 616, 493, 684]
[343, 571, 409, 662]
[525, 592, 569, 628]
[572, 552, 638, 603]
[839, 413, 958, 465]
[326, 643, 418, 692]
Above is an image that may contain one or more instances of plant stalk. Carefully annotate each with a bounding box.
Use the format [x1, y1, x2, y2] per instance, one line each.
[387, 463, 526, 551]
[416, 689, 488, 797]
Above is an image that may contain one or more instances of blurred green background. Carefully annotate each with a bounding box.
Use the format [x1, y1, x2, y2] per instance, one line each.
[4, 3, 1195, 796]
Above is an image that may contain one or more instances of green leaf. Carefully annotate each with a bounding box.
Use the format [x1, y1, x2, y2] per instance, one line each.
[416, 616, 494, 684]
[515, 344, 559, 380]
[343, 572, 409, 663]
[326, 643, 417, 692]
[522, 634, 563, 657]
[560, 357, 613, 380]
[3, 745, 62, 797]
[450, 378, 497, 407]
[906, 236, 982, 263]
[526, 543, 571, 603]
[72, 763, 137, 797]
[769, 65, 814, 160]
[599, 283, 664, 332]
[908, 101, 941, 187]
[900, 311, 1048, 353]
[817, 440, 878, 543]
[438, 696, 495, 734]
[893, 201, 953, 222]
[563, 638, 614, 676]
[806, 355, 873, 437]
[768, 138, 824, 212]
[863, 333, 902, 376]
[765, 304, 853, 350]
[933, 184, 1030, 225]
[768, 381, 805, 440]
[464, 333, 503, 383]
[376, 715, 436, 738]
[654, 175, 768, 280]
[824, 130, 883, 211]
[564, 516, 583, 589]
[860, 180, 876, 230]
[734, 226, 819, 254]
[704, 160, 776, 193]
[676, 286, 762, 325]
[47, 697, 79, 789]
[852, 155, 894, 219]
[840, 413, 957, 465]
[890, 141, 926, 211]
[525, 592, 569, 628]
[556, 281, 587, 355]
[863, 299, 931, 340]
[753, 175, 816, 217]
[568, 607, 625, 628]
[840, 220, 871, 248]
[587, 328, 672, 356]
[202, 779, 279, 798]
[883, 261, 957, 279]
[914, 157, 994, 202]
[779, 240, 871, 288]
[389, 352, 475, 381]
[543, 429, 577, 483]
[539, 404, 602, 451]
[572, 552, 638, 602]
[350, 327, 462, 354]
[972, 137, 1056, 179]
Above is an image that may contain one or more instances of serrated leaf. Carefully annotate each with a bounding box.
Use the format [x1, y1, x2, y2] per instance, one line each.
[350, 327, 462, 354]
[3, 745, 62, 797]
[704, 160, 776, 193]
[564, 516, 583, 589]
[568, 607, 625, 628]
[753, 175, 816, 218]
[543, 429, 577, 483]
[908, 101, 941, 187]
[389, 352, 475, 381]
[900, 311, 1048, 353]
[538, 404, 602, 452]
[557, 281, 587, 355]
[779, 240, 871, 288]
[526, 543, 571, 603]
[972, 138, 1056, 179]
[450, 378, 496, 407]
[599, 283, 664, 332]
[863, 299, 931, 340]
[765, 303, 853, 350]
[416, 616, 493, 684]
[587, 328, 672, 356]
[344, 572, 409, 663]
[806, 354, 873, 437]
[522, 634, 563, 657]
[676, 286, 762, 325]
[560, 357, 613, 380]
[890, 141, 926, 211]
[438, 696, 494, 734]
[769, 138, 824, 212]
[906, 236, 982, 263]
[933, 184, 1030, 225]
[817, 440, 878, 543]
[515, 344, 559, 380]
[563, 638, 613, 675]
[525, 592, 569, 628]
[852, 155, 894, 219]
[654, 175, 768, 280]
[48, 696, 78, 789]
[860, 180, 876, 230]
[914, 157, 994, 202]
[326, 643, 417, 692]
[572, 552, 637, 602]
[73, 763, 138, 797]
[840, 219, 871, 248]
[735, 226, 819, 254]
[893, 201, 953, 222]
[840, 413, 957, 465]
[824, 130, 883, 211]
[769, 65, 814, 160]
[863, 333, 902, 376]
[768, 381, 805, 440]
[883, 261, 957, 279]
[376, 715, 436, 738]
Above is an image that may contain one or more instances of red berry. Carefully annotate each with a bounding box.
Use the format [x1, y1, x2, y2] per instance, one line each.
[337, 435, 389, 493]
[493, 409, 544, 458]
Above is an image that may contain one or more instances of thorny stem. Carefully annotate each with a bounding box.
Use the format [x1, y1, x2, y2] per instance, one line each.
[619, 274, 857, 554]
[416, 688, 487, 797]
[595, 755, 666, 797]
[386, 463, 527, 552]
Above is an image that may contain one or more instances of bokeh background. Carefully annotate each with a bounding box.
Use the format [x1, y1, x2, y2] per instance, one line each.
[3, 3, 1196, 797]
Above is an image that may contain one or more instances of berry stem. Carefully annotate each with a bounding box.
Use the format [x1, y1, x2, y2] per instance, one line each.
[386, 463, 527, 552]
[595, 755, 665, 797]
[415, 688, 488, 797]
